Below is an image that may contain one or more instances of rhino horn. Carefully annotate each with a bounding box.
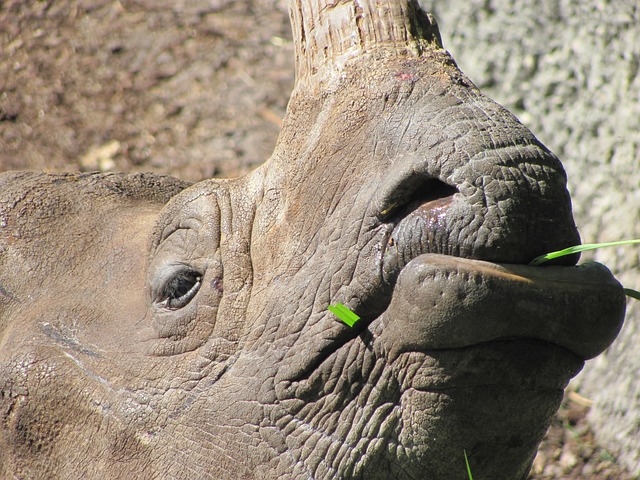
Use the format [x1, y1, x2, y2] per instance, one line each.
[288, 0, 442, 85]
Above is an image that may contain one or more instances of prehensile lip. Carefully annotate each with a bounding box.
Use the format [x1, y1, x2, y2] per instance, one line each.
[377, 254, 625, 361]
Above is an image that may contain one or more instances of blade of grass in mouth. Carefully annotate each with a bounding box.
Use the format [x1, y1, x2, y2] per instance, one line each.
[530, 239, 640, 300]
[530, 239, 640, 266]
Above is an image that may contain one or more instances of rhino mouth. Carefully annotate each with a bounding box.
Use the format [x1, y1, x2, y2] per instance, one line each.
[287, 164, 623, 391]
[344, 172, 625, 364]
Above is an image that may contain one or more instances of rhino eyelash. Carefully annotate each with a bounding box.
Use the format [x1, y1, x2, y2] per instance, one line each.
[154, 268, 202, 310]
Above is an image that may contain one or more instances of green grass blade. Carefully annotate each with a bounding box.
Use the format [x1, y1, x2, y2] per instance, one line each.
[530, 239, 640, 266]
[624, 288, 640, 301]
[328, 303, 361, 327]
[464, 450, 474, 480]
[335, 304, 360, 326]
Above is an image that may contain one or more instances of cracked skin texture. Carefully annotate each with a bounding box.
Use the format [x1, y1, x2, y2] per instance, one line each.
[0, 2, 626, 479]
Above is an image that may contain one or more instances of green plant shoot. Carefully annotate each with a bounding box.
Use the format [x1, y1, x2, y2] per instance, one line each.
[464, 450, 474, 480]
[624, 288, 640, 300]
[530, 239, 640, 265]
[530, 239, 640, 300]
[328, 303, 360, 327]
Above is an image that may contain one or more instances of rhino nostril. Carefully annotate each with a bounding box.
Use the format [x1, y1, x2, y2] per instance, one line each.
[381, 178, 458, 221]
[379, 181, 458, 285]
[408, 180, 458, 211]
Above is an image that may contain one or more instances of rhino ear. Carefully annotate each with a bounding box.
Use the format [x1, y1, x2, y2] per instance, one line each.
[146, 187, 224, 357]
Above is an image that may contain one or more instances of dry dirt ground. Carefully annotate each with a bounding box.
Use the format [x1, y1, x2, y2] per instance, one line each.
[0, 1, 633, 478]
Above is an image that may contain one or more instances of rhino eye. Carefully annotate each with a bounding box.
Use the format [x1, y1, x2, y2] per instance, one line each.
[155, 268, 202, 310]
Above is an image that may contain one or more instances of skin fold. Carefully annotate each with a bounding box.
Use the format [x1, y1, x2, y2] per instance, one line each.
[0, 2, 626, 479]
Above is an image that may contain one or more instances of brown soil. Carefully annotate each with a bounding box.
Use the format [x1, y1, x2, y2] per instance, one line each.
[530, 389, 631, 479]
[0, 1, 632, 478]
[0, 0, 293, 180]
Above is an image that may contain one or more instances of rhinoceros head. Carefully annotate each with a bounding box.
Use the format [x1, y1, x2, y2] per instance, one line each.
[0, 1, 625, 479]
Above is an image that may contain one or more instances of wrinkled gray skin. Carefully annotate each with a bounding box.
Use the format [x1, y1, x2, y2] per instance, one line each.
[422, 2, 640, 473]
[0, 2, 626, 479]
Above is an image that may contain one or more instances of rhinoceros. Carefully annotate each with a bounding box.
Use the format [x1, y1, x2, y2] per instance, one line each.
[0, 1, 626, 478]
